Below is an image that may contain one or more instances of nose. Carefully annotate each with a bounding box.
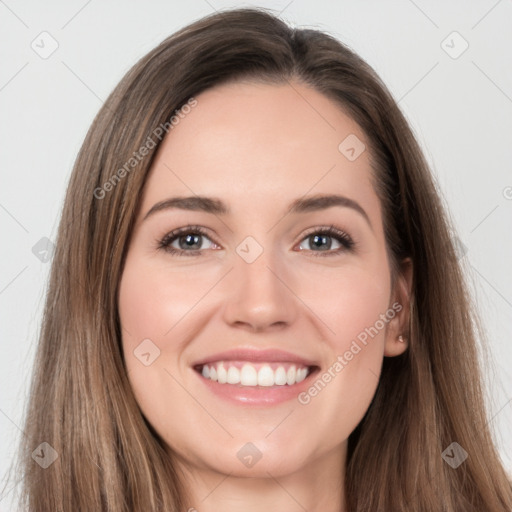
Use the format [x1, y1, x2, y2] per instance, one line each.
[222, 247, 298, 332]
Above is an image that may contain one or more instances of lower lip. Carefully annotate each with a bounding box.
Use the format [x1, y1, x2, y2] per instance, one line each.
[195, 368, 317, 406]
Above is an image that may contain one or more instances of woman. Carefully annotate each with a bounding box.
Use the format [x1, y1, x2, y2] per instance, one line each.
[10, 7, 512, 511]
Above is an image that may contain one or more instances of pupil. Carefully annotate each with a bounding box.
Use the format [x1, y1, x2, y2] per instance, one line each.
[181, 234, 200, 249]
[312, 234, 330, 251]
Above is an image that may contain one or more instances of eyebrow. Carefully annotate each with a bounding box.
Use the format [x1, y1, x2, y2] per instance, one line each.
[143, 194, 372, 229]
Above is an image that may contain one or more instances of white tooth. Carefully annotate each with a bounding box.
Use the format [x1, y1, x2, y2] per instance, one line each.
[296, 367, 308, 383]
[274, 366, 287, 386]
[217, 363, 227, 384]
[240, 364, 258, 386]
[207, 362, 309, 386]
[286, 366, 296, 385]
[227, 366, 241, 384]
[258, 365, 274, 387]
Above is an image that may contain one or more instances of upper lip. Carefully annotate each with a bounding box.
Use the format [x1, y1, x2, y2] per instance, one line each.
[192, 348, 319, 368]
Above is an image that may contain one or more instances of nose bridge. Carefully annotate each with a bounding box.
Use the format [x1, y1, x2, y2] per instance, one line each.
[222, 235, 297, 329]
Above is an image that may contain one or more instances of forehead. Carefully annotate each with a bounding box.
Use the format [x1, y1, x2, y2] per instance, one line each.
[141, 80, 378, 221]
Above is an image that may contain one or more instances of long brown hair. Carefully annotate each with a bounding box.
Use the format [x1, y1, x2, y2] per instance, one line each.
[6, 7, 512, 511]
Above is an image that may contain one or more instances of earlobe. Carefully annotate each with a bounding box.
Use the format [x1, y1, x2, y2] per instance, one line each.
[384, 333, 409, 357]
[384, 258, 413, 357]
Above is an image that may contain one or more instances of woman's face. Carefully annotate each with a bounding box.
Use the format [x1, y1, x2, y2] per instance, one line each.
[118, 80, 410, 481]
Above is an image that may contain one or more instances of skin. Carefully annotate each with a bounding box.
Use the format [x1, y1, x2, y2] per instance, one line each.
[118, 80, 412, 512]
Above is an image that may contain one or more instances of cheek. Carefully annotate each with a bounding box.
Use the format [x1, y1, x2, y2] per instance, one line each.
[118, 255, 207, 345]
[117, 255, 197, 429]
[117, 252, 228, 411]
[296, 263, 391, 435]
[331, 274, 390, 347]
[297, 254, 392, 350]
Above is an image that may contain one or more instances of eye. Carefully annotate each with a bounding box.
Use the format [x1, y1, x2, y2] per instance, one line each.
[296, 225, 355, 256]
[157, 225, 218, 256]
[156, 224, 355, 257]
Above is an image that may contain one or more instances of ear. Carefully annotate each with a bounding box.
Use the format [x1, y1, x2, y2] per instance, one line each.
[384, 257, 413, 357]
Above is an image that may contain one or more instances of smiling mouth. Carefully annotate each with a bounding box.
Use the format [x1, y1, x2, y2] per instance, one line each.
[194, 361, 320, 387]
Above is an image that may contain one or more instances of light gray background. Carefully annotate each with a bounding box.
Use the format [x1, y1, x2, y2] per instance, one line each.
[1, 0, 511, 508]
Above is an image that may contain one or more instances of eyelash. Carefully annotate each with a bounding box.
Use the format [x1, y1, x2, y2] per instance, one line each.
[156, 224, 356, 257]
